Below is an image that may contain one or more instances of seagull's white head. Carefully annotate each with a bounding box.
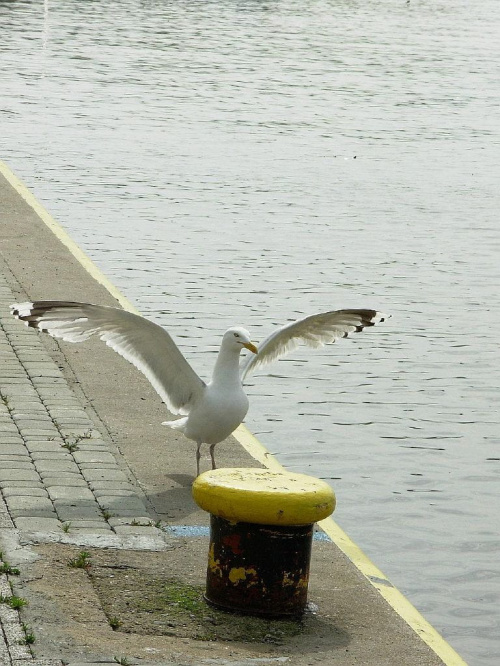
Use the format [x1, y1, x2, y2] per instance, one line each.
[223, 327, 258, 355]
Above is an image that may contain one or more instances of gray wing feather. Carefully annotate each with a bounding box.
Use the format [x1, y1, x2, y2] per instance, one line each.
[11, 301, 206, 415]
[240, 309, 387, 381]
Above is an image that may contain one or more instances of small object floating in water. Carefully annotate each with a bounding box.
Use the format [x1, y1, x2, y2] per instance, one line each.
[11, 301, 388, 475]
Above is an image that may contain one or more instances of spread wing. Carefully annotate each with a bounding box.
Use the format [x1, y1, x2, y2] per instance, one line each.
[240, 309, 388, 381]
[11, 301, 206, 415]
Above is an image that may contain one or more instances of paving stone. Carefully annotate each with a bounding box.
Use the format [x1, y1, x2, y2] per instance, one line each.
[39, 470, 85, 480]
[66, 528, 114, 536]
[15, 422, 55, 432]
[31, 372, 66, 380]
[73, 437, 107, 446]
[0, 439, 26, 448]
[21, 431, 61, 440]
[63, 520, 110, 530]
[6, 641, 32, 659]
[6, 495, 54, 510]
[0, 376, 28, 383]
[14, 516, 61, 531]
[0, 512, 13, 528]
[0, 603, 18, 625]
[89, 480, 136, 491]
[30, 451, 73, 461]
[0, 424, 19, 433]
[57, 419, 93, 430]
[42, 477, 89, 488]
[47, 486, 95, 502]
[72, 442, 110, 451]
[21, 360, 57, 367]
[0, 460, 36, 469]
[0, 469, 40, 482]
[113, 525, 161, 536]
[0, 385, 38, 395]
[10, 509, 57, 520]
[49, 410, 89, 419]
[35, 460, 81, 474]
[11, 508, 57, 519]
[15, 352, 47, 359]
[30, 386, 72, 395]
[98, 496, 147, 512]
[5, 494, 53, 511]
[54, 504, 103, 521]
[106, 508, 151, 518]
[1, 487, 49, 498]
[0, 481, 45, 490]
[0, 643, 9, 663]
[73, 451, 117, 464]
[24, 441, 64, 452]
[23, 365, 63, 377]
[81, 469, 128, 482]
[0, 439, 29, 454]
[12, 413, 53, 422]
[92, 488, 136, 498]
[53, 496, 97, 507]
[78, 463, 120, 471]
[0, 373, 24, 381]
[4, 397, 41, 404]
[108, 516, 153, 527]
[0, 574, 11, 597]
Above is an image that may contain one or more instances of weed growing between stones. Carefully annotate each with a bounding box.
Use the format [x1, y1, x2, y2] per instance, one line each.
[0, 559, 20, 575]
[21, 623, 36, 645]
[113, 657, 131, 666]
[68, 551, 92, 570]
[109, 616, 123, 630]
[0, 594, 28, 609]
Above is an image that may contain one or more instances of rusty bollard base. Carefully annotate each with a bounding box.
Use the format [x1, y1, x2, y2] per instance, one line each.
[206, 514, 313, 616]
[192, 468, 336, 617]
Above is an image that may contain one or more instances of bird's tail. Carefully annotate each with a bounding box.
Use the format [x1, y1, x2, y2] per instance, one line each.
[162, 417, 188, 433]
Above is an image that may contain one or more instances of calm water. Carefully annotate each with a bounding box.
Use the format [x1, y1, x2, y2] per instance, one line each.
[2, 0, 499, 663]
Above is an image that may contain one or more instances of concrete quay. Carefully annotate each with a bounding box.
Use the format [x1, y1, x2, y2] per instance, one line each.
[0, 163, 466, 665]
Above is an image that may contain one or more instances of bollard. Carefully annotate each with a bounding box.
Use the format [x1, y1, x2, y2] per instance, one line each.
[192, 468, 335, 617]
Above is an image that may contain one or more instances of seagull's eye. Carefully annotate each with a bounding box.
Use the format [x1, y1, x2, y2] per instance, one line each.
[234, 333, 240, 338]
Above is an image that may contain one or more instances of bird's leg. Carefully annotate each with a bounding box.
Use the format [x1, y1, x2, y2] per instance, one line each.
[196, 442, 202, 477]
[209, 444, 217, 470]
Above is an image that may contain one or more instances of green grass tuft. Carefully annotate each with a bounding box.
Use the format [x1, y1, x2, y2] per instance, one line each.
[0, 562, 20, 575]
[68, 551, 92, 570]
[0, 594, 28, 609]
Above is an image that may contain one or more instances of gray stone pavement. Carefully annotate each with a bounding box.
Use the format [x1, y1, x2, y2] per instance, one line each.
[0, 271, 167, 663]
[0, 273, 157, 539]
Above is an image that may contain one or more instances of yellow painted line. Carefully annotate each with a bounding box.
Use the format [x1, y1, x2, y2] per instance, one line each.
[1, 159, 467, 666]
[319, 517, 468, 666]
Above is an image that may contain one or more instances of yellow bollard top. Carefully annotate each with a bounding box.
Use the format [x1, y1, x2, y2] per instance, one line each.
[192, 468, 335, 526]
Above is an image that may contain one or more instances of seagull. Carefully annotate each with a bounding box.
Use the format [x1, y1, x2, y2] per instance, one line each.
[11, 301, 387, 475]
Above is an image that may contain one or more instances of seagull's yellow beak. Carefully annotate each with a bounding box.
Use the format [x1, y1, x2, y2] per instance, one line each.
[243, 341, 258, 355]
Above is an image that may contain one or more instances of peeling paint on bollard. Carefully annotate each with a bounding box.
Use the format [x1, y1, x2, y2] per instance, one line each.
[205, 515, 314, 617]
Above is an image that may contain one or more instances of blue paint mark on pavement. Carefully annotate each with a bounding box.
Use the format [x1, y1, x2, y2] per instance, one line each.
[163, 525, 331, 541]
